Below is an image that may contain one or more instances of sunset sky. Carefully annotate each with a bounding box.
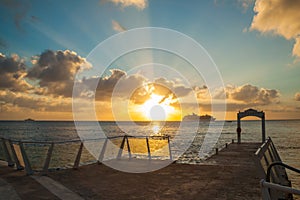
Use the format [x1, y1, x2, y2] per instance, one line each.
[0, 0, 300, 120]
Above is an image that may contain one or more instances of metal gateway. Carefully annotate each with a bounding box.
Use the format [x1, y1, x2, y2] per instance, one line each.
[237, 108, 266, 143]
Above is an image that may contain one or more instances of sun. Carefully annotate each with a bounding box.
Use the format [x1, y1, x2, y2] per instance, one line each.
[129, 83, 181, 121]
[140, 93, 172, 121]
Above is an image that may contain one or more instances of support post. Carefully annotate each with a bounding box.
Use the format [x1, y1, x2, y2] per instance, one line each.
[262, 115, 266, 143]
[117, 136, 126, 159]
[42, 143, 54, 175]
[168, 136, 172, 160]
[1, 139, 14, 167]
[9, 140, 23, 170]
[237, 113, 241, 144]
[98, 138, 108, 163]
[19, 142, 33, 175]
[73, 142, 83, 169]
[146, 137, 151, 160]
[126, 136, 131, 159]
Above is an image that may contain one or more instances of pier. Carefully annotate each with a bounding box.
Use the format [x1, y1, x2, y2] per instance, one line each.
[1, 141, 264, 200]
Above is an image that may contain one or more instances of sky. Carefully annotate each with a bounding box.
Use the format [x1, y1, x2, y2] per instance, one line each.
[0, 0, 300, 121]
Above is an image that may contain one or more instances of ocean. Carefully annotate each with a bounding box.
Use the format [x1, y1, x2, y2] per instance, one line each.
[0, 120, 299, 191]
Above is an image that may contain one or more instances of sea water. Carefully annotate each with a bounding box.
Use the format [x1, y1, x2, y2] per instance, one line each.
[0, 120, 299, 190]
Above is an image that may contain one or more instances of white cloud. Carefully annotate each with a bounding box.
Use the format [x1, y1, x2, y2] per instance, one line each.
[295, 92, 300, 101]
[238, 0, 255, 11]
[0, 90, 72, 112]
[103, 0, 147, 10]
[250, 0, 300, 58]
[112, 20, 126, 32]
[227, 84, 280, 105]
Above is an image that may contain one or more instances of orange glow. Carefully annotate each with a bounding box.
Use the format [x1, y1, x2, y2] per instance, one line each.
[128, 83, 181, 121]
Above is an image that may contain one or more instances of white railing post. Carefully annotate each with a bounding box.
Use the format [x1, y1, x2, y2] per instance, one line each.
[73, 142, 83, 169]
[1, 139, 14, 167]
[42, 143, 54, 175]
[260, 180, 271, 200]
[19, 142, 33, 175]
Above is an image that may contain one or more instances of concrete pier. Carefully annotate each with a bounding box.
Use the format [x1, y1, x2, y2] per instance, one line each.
[0, 142, 264, 200]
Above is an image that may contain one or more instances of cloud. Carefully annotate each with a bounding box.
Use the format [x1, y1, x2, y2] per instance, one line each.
[81, 69, 193, 104]
[102, 0, 148, 10]
[0, 53, 31, 92]
[193, 85, 209, 99]
[0, 0, 38, 31]
[0, 90, 72, 112]
[27, 50, 91, 97]
[237, 0, 255, 11]
[81, 69, 145, 101]
[112, 20, 126, 32]
[214, 0, 255, 11]
[226, 84, 280, 105]
[295, 92, 300, 101]
[154, 78, 192, 97]
[250, 0, 300, 58]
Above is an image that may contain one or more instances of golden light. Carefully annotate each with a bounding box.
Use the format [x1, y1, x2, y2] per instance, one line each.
[128, 83, 181, 121]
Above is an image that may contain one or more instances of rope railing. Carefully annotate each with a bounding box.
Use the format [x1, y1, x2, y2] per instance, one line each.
[0, 135, 172, 175]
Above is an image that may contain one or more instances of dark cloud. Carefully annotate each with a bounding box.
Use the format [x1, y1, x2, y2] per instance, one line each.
[27, 50, 90, 97]
[154, 78, 192, 97]
[80, 70, 193, 104]
[0, 53, 30, 91]
[82, 69, 145, 101]
[0, 0, 32, 31]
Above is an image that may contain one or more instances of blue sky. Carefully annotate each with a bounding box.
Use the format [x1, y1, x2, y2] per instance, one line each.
[0, 0, 300, 120]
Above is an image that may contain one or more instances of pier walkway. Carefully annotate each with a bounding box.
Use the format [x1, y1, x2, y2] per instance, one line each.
[0, 142, 263, 200]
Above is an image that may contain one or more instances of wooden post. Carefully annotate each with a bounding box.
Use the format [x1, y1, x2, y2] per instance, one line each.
[215, 148, 219, 155]
[42, 143, 54, 175]
[146, 137, 151, 160]
[73, 142, 83, 169]
[19, 142, 33, 175]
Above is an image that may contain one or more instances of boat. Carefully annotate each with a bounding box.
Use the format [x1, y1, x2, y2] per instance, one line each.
[24, 118, 35, 122]
[182, 113, 215, 122]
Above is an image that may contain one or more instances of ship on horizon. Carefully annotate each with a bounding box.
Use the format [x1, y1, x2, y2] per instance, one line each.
[182, 113, 216, 122]
[24, 118, 35, 122]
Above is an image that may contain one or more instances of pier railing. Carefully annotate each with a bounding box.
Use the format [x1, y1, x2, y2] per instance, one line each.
[0, 135, 172, 175]
[256, 137, 300, 199]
